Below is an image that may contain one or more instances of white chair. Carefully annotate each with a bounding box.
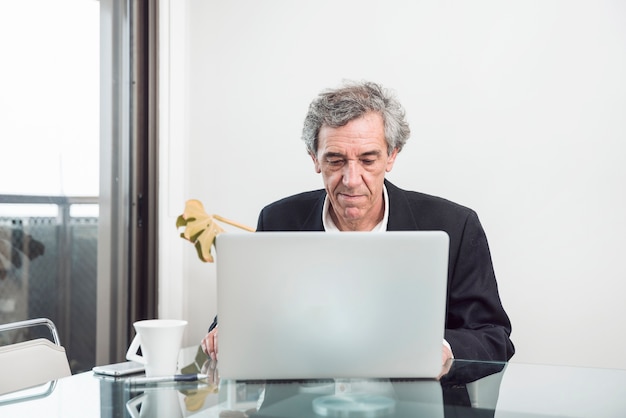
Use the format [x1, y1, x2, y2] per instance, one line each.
[0, 318, 71, 396]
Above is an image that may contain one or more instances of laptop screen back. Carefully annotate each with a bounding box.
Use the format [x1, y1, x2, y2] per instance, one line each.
[215, 231, 449, 380]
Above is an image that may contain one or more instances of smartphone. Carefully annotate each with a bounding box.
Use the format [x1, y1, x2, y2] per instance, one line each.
[92, 361, 145, 377]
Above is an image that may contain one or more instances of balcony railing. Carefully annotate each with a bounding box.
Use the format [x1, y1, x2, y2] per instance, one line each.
[0, 194, 98, 373]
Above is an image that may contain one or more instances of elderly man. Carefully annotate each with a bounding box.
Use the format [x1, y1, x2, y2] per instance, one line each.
[203, 81, 514, 366]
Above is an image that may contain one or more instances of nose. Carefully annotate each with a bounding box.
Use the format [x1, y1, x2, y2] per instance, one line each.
[342, 160, 362, 188]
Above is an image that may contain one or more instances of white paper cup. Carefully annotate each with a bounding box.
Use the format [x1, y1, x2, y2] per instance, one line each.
[126, 319, 188, 377]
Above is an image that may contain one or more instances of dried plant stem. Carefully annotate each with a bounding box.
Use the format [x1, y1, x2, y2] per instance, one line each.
[213, 214, 255, 232]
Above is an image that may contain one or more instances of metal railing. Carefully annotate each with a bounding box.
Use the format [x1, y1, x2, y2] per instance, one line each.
[0, 194, 99, 373]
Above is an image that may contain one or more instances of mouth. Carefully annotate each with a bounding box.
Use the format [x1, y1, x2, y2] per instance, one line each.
[338, 193, 364, 202]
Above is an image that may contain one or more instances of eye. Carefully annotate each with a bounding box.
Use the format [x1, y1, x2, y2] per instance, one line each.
[327, 159, 345, 167]
[361, 159, 376, 166]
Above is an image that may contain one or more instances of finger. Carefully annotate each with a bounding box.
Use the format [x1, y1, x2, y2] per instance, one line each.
[201, 335, 209, 355]
[214, 330, 218, 359]
[207, 331, 214, 355]
[208, 329, 218, 361]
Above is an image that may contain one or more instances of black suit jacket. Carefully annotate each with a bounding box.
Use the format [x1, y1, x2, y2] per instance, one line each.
[256, 180, 514, 361]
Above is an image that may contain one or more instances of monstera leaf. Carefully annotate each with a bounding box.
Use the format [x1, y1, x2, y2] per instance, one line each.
[176, 199, 255, 262]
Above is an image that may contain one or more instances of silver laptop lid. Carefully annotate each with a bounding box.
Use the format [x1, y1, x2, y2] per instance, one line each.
[215, 231, 449, 380]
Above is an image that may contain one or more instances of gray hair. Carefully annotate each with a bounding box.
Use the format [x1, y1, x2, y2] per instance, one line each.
[302, 81, 411, 156]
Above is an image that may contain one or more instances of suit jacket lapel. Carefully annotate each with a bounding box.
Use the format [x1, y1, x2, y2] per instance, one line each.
[299, 192, 325, 231]
[385, 180, 420, 231]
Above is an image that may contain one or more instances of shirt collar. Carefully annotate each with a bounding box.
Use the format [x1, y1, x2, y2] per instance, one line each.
[322, 184, 389, 232]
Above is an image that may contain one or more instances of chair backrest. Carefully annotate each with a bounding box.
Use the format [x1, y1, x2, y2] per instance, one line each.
[0, 318, 71, 396]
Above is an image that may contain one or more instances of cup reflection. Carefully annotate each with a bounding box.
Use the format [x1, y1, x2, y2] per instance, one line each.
[126, 388, 183, 418]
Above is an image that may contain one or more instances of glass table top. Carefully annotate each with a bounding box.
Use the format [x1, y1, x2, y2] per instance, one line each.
[1, 346, 625, 418]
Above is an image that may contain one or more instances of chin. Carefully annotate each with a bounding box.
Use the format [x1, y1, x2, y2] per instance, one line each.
[341, 210, 364, 221]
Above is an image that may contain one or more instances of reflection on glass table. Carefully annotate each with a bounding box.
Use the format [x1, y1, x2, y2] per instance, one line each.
[189, 355, 507, 418]
[2, 346, 626, 417]
[123, 348, 507, 418]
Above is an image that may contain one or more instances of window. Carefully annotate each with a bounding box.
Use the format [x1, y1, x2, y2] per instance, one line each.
[0, 0, 158, 371]
[0, 0, 100, 372]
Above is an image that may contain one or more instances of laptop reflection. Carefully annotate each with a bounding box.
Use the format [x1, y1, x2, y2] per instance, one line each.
[236, 361, 506, 418]
[249, 379, 444, 418]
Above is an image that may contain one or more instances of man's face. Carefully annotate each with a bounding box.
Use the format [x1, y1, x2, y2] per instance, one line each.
[311, 112, 398, 231]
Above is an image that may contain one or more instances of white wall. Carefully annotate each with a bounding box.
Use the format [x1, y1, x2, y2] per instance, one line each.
[160, 0, 626, 369]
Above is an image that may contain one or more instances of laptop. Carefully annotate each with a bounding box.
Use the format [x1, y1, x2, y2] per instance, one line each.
[215, 231, 449, 380]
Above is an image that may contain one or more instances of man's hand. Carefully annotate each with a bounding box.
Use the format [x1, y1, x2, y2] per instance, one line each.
[442, 343, 452, 365]
[438, 343, 453, 379]
[201, 327, 218, 361]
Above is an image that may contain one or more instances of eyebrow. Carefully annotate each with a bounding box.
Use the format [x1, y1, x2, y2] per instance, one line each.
[323, 150, 383, 159]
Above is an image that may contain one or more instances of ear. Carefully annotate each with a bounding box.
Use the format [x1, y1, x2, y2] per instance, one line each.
[385, 148, 399, 172]
[310, 152, 322, 173]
